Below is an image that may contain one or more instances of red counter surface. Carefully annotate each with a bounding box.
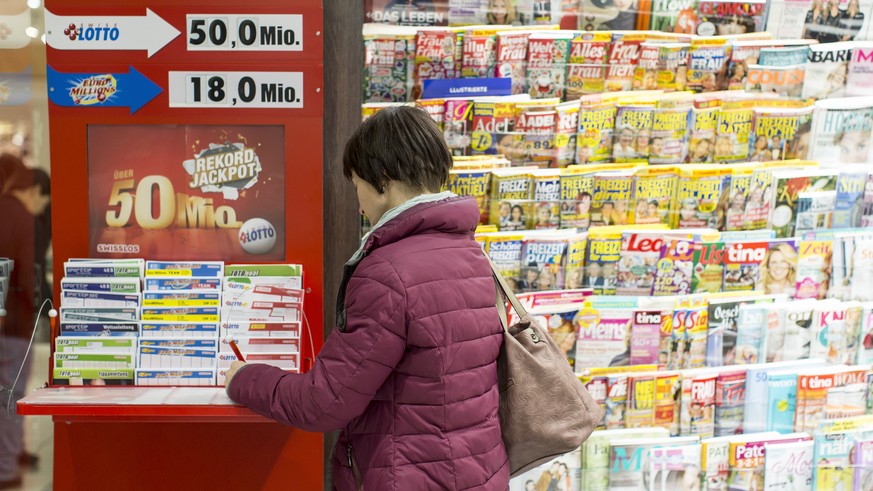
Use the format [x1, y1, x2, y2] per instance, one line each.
[19, 387, 323, 490]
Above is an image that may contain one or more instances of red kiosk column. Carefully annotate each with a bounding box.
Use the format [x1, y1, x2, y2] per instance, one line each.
[18, 1, 325, 489]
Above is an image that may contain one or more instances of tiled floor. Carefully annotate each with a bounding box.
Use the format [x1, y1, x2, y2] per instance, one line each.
[13, 342, 53, 491]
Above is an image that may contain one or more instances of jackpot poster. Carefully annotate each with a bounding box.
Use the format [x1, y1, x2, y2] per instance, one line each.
[87, 124, 286, 261]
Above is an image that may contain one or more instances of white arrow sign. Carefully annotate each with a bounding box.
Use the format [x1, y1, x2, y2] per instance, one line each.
[44, 8, 180, 58]
[0, 10, 34, 50]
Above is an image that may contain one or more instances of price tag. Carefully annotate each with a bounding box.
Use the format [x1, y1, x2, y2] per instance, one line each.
[186, 14, 303, 51]
[168, 71, 304, 109]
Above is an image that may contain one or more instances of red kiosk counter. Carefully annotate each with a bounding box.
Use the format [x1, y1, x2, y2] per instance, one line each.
[18, 0, 326, 489]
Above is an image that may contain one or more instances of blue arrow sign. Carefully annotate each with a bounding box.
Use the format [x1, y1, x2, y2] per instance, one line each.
[0, 67, 34, 106]
[47, 65, 162, 114]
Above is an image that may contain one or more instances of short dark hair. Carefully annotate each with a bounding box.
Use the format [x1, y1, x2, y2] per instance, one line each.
[343, 105, 452, 194]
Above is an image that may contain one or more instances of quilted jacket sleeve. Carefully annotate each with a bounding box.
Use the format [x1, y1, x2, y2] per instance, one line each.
[227, 255, 407, 432]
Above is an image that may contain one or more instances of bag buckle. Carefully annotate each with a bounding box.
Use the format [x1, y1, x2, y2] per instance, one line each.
[530, 331, 540, 343]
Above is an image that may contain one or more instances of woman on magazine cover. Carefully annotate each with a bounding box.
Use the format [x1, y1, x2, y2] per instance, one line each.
[759, 243, 799, 296]
[225, 106, 508, 490]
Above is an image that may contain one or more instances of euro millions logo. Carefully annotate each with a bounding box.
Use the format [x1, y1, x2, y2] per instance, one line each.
[63, 23, 79, 40]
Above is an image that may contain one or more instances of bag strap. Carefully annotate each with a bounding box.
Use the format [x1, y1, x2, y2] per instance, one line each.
[482, 251, 529, 327]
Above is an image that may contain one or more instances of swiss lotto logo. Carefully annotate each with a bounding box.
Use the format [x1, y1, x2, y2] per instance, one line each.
[63, 22, 120, 42]
[68, 74, 117, 105]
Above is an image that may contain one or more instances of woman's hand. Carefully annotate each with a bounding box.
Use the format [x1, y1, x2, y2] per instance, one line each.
[224, 361, 247, 390]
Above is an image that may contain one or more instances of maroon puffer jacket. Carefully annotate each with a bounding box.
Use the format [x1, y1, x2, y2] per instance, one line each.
[228, 196, 509, 490]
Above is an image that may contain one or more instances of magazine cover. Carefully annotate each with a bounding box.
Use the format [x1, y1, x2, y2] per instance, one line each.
[688, 37, 731, 92]
[461, 27, 501, 78]
[581, 427, 670, 491]
[696, 0, 770, 35]
[579, 0, 641, 32]
[726, 167, 754, 231]
[631, 309, 669, 365]
[484, 233, 525, 291]
[613, 103, 656, 163]
[763, 440, 814, 491]
[706, 297, 746, 367]
[728, 434, 811, 491]
[560, 168, 596, 229]
[766, 369, 800, 434]
[444, 98, 474, 156]
[554, 101, 579, 168]
[743, 168, 775, 230]
[756, 239, 800, 296]
[470, 99, 517, 156]
[748, 107, 814, 162]
[680, 371, 718, 439]
[769, 169, 838, 238]
[617, 230, 670, 296]
[745, 64, 806, 97]
[651, 105, 693, 164]
[605, 32, 649, 92]
[796, 366, 867, 433]
[795, 190, 837, 234]
[608, 436, 700, 490]
[657, 43, 692, 91]
[723, 241, 769, 293]
[489, 170, 532, 231]
[566, 31, 611, 99]
[531, 170, 561, 230]
[526, 32, 572, 99]
[590, 171, 634, 227]
[814, 426, 873, 491]
[715, 102, 756, 163]
[765, 0, 873, 42]
[510, 448, 582, 491]
[632, 168, 679, 225]
[810, 96, 873, 164]
[715, 369, 747, 437]
[735, 304, 768, 365]
[689, 96, 724, 163]
[447, 168, 492, 224]
[674, 166, 729, 229]
[849, 234, 873, 302]
[803, 42, 853, 99]
[864, 172, 873, 226]
[496, 30, 532, 95]
[853, 438, 873, 491]
[847, 43, 873, 97]
[795, 238, 834, 300]
[363, 25, 417, 103]
[727, 40, 769, 90]
[633, 43, 661, 91]
[626, 372, 656, 429]
[648, 444, 703, 491]
[515, 106, 558, 167]
[575, 299, 637, 368]
[520, 235, 568, 292]
[607, 373, 630, 429]
[834, 170, 869, 228]
[413, 28, 458, 100]
[652, 238, 697, 297]
[565, 233, 589, 290]
[656, 371, 682, 435]
[809, 299, 846, 363]
[577, 98, 617, 164]
[693, 240, 727, 294]
[585, 227, 623, 294]
[669, 309, 689, 371]
[777, 302, 816, 362]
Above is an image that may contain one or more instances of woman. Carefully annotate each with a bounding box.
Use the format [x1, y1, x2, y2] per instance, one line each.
[487, 0, 517, 24]
[758, 243, 798, 295]
[225, 106, 509, 490]
[841, 0, 865, 40]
